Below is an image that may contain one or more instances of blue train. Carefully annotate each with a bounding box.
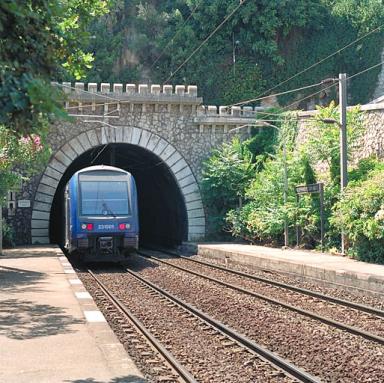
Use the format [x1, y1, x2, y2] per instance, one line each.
[64, 165, 139, 262]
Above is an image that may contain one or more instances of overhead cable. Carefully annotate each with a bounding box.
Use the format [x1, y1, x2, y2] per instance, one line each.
[163, 0, 247, 83]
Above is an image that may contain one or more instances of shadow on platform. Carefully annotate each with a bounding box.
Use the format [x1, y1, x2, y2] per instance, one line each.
[0, 298, 84, 340]
[0, 265, 46, 293]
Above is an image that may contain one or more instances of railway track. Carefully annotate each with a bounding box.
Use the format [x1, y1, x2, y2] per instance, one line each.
[86, 269, 196, 383]
[137, 249, 384, 344]
[131, 250, 384, 382]
[82, 267, 320, 383]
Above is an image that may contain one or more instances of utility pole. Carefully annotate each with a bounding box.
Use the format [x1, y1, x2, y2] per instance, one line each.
[339, 73, 348, 255]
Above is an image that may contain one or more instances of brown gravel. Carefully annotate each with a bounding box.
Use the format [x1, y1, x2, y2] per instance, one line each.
[194, 255, 384, 309]
[160, 256, 384, 338]
[128, 255, 384, 382]
[80, 268, 296, 383]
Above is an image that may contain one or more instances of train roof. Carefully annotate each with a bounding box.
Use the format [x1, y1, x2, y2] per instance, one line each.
[75, 165, 131, 176]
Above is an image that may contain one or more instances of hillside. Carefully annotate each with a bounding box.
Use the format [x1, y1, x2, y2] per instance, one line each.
[79, 0, 384, 107]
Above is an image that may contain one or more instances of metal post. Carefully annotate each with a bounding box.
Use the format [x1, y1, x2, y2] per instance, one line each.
[283, 138, 289, 247]
[0, 204, 2, 255]
[339, 73, 348, 254]
[319, 183, 325, 252]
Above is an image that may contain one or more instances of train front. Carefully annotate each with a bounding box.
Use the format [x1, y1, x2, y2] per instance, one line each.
[68, 166, 139, 262]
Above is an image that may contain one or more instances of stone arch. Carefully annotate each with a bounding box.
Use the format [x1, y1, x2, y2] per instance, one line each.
[31, 125, 205, 244]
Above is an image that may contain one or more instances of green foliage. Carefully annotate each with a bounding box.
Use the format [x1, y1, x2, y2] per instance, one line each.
[0, 0, 109, 136]
[201, 138, 255, 236]
[331, 166, 384, 263]
[83, 1, 383, 105]
[2, 218, 15, 248]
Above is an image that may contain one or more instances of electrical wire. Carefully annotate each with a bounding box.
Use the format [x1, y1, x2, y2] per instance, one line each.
[150, 2, 201, 71]
[163, 0, 247, 83]
[227, 22, 384, 108]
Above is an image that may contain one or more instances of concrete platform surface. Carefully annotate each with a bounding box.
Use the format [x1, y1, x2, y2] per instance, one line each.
[197, 243, 384, 293]
[0, 246, 145, 383]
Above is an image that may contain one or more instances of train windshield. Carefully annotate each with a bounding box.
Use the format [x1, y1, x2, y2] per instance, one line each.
[80, 180, 130, 216]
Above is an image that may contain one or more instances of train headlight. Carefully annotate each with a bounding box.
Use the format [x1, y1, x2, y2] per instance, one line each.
[86, 223, 93, 231]
[81, 223, 87, 230]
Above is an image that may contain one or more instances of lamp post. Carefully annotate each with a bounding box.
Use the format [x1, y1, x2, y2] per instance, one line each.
[230, 121, 289, 247]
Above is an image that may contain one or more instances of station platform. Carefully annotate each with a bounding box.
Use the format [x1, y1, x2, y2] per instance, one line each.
[197, 243, 384, 294]
[0, 246, 145, 383]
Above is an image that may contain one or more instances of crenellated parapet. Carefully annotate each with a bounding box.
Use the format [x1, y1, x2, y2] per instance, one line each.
[55, 82, 201, 104]
[53, 81, 262, 132]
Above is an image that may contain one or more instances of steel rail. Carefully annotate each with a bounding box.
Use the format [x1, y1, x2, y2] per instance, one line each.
[87, 269, 198, 383]
[137, 251, 384, 346]
[142, 247, 384, 317]
[124, 266, 321, 383]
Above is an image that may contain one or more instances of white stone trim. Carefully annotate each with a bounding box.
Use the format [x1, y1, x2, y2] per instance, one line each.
[31, 127, 206, 244]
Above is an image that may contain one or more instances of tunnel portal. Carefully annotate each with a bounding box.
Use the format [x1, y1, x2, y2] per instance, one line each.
[49, 143, 188, 248]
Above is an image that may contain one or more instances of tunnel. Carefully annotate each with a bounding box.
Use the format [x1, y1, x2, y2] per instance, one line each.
[49, 143, 188, 248]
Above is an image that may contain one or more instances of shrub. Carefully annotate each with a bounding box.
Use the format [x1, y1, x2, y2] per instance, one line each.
[330, 168, 384, 263]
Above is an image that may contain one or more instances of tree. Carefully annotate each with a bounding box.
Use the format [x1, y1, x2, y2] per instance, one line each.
[0, 0, 110, 250]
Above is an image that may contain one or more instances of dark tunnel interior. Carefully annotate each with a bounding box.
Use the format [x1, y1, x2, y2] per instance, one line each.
[49, 143, 188, 248]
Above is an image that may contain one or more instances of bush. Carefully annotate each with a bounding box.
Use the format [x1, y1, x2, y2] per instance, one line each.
[330, 167, 384, 263]
[2, 218, 15, 248]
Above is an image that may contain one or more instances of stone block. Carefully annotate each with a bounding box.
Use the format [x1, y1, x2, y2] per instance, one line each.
[197, 106, 206, 116]
[32, 228, 49, 237]
[32, 236, 50, 245]
[138, 84, 149, 94]
[40, 175, 59, 189]
[37, 183, 56, 196]
[32, 210, 50, 220]
[138, 129, 151, 148]
[177, 172, 195, 188]
[146, 134, 160, 151]
[165, 151, 182, 168]
[219, 106, 229, 115]
[44, 166, 62, 181]
[153, 138, 168, 156]
[54, 150, 72, 167]
[69, 137, 84, 155]
[115, 126, 123, 142]
[62, 82, 72, 94]
[35, 192, 53, 204]
[31, 219, 49, 229]
[49, 159, 67, 174]
[175, 85, 185, 95]
[171, 158, 188, 174]
[101, 83, 110, 93]
[187, 208, 205, 219]
[175, 165, 192, 180]
[231, 106, 241, 117]
[101, 126, 108, 144]
[126, 84, 136, 94]
[182, 182, 199, 195]
[131, 127, 142, 145]
[186, 200, 204, 211]
[113, 83, 123, 93]
[160, 144, 176, 162]
[75, 82, 84, 93]
[60, 143, 77, 161]
[188, 225, 205, 235]
[123, 126, 133, 143]
[184, 191, 201, 203]
[207, 105, 217, 115]
[163, 85, 173, 95]
[78, 132, 92, 151]
[88, 83, 98, 93]
[151, 85, 161, 95]
[187, 85, 197, 97]
[86, 129, 99, 147]
[33, 201, 51, 212]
